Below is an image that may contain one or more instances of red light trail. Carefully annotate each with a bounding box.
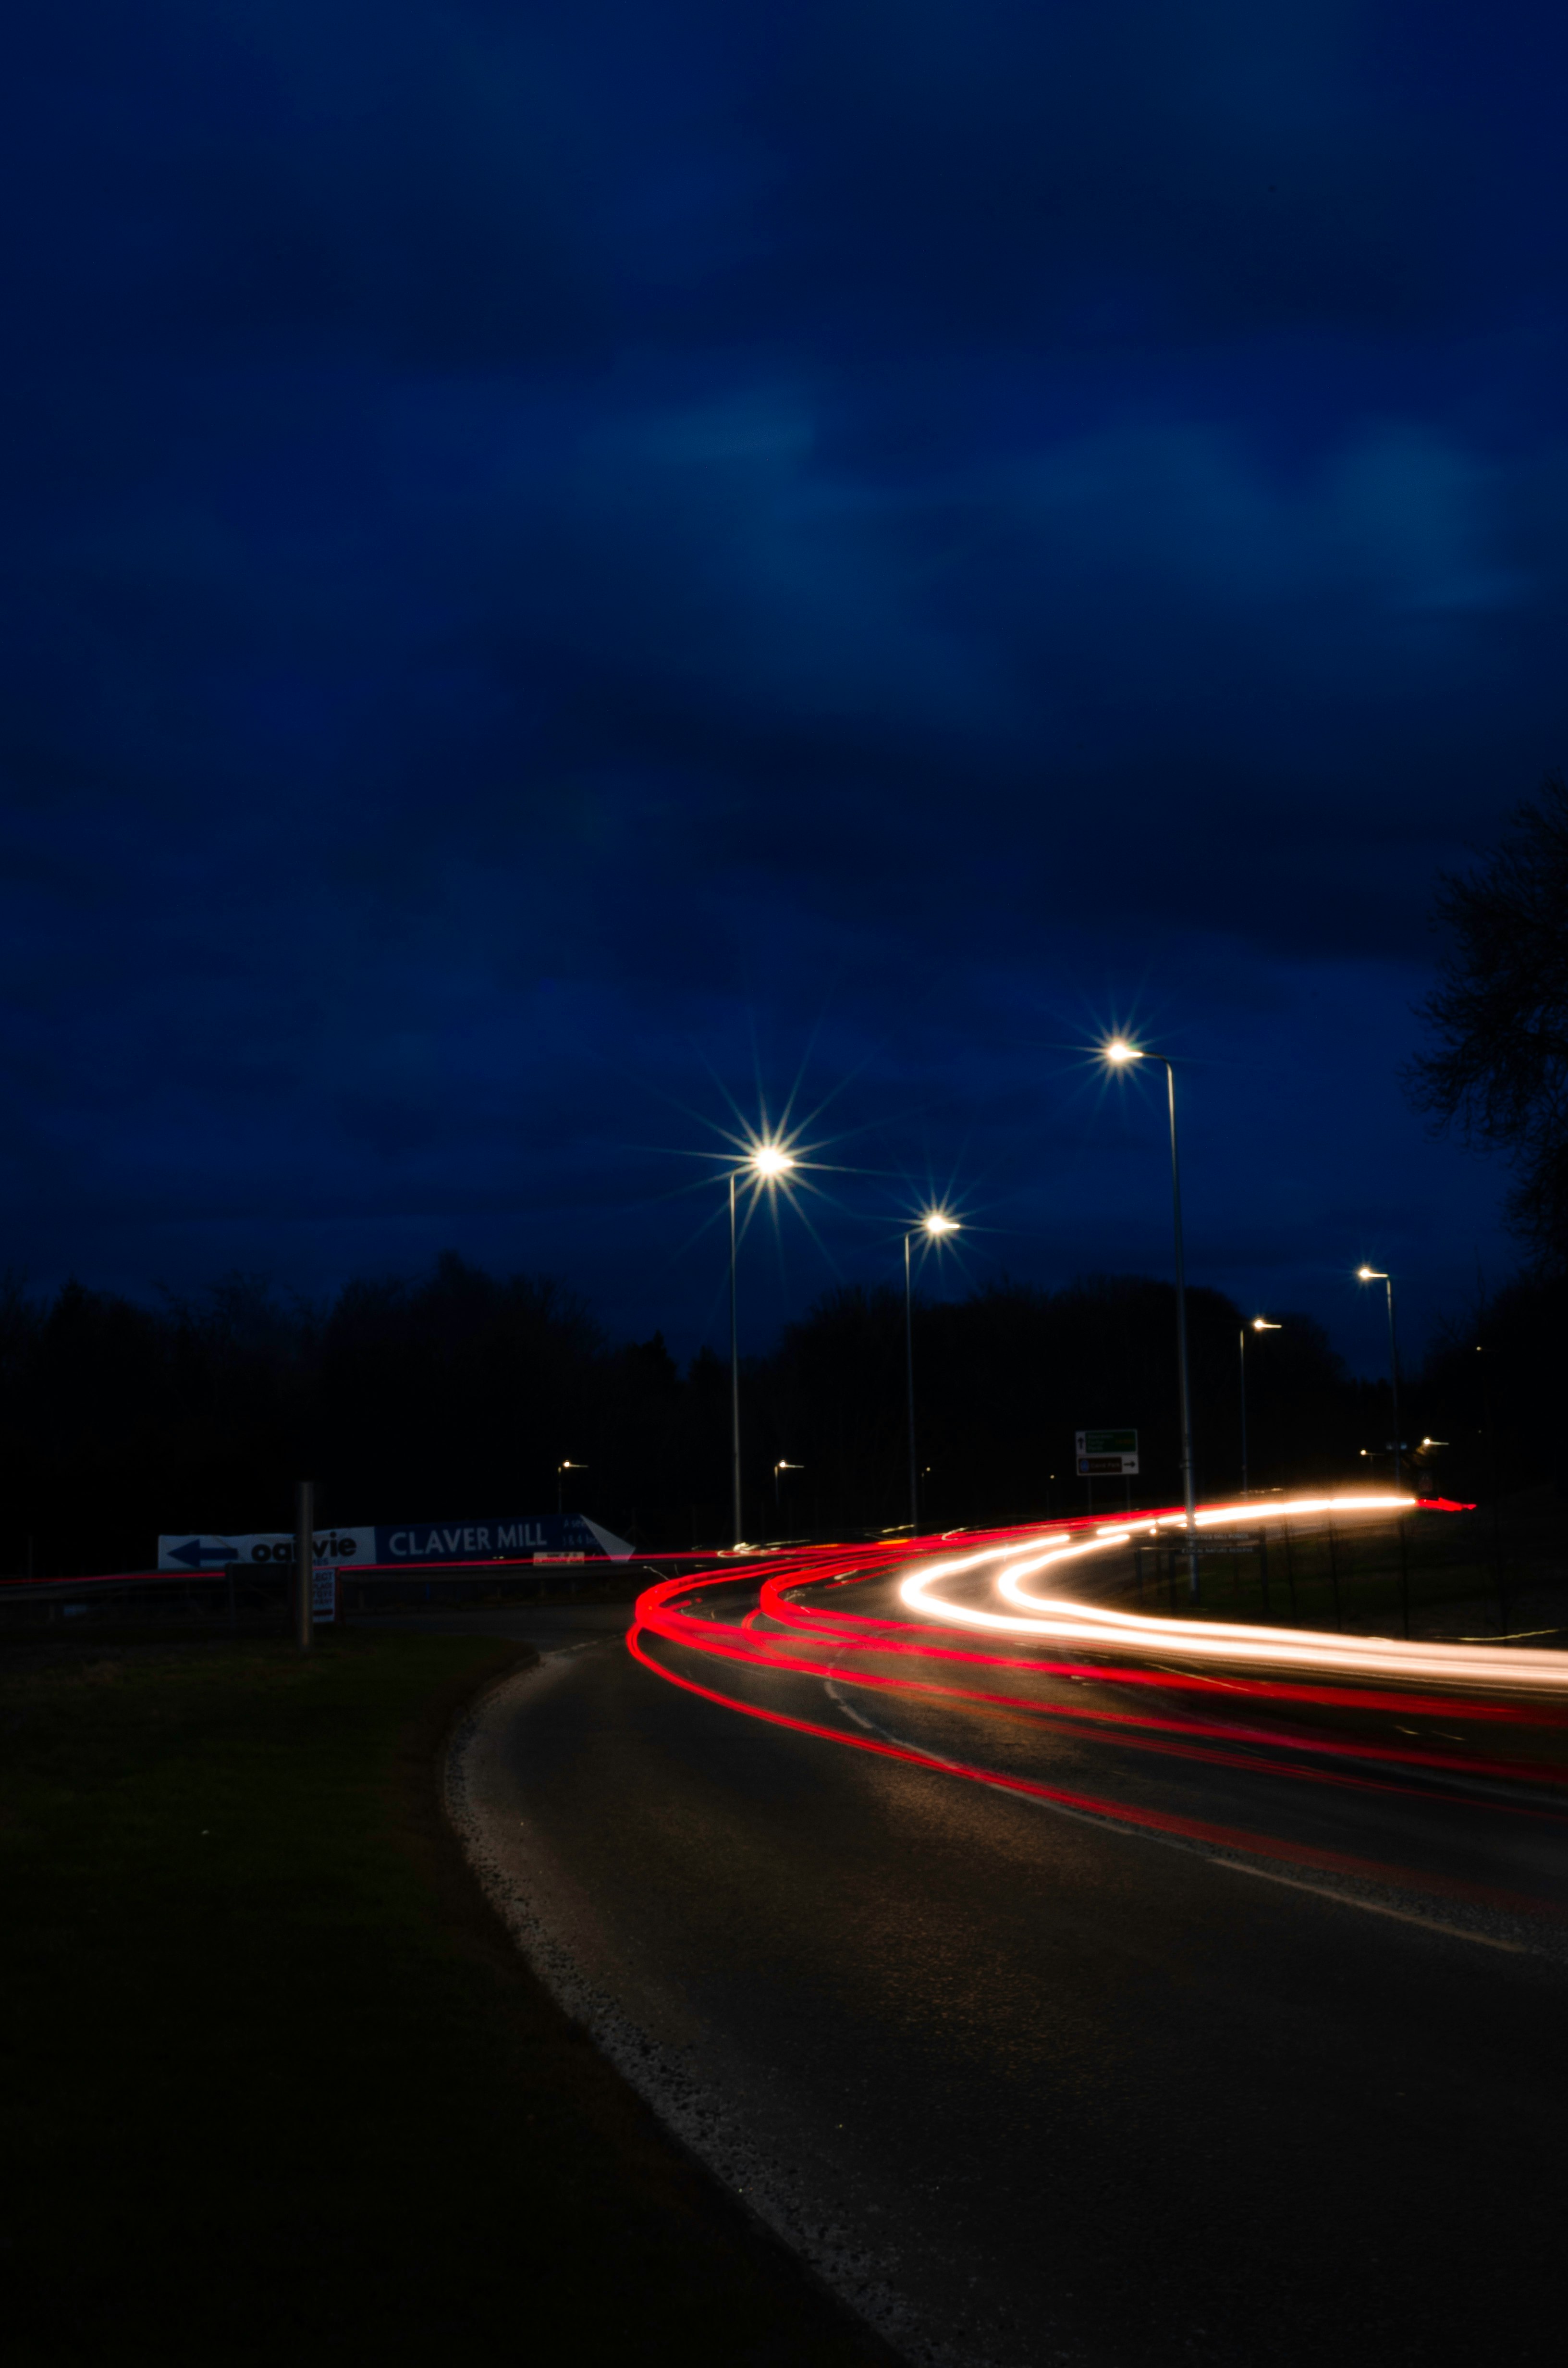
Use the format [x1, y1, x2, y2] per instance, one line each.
[628, 1496, 1568, 1932]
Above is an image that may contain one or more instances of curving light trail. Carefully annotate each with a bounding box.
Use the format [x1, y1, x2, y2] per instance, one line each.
[628, 1495, 1568, 1927]
[897, 1493, 1568, 1688]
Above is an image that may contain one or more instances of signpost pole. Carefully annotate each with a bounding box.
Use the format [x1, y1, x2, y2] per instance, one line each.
[295, 1479, 313, 1654]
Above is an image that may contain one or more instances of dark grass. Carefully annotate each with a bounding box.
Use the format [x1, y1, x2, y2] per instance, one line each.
[1126, 1512, 1567, 1639]
[0, 1633, 893, 2367]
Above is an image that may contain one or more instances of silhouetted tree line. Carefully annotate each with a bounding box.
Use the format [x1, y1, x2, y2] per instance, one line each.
[1390, 776, 1568, 1508]
[0, 1251, 1485, 1577]
[1420, 1270, 1568, 1506]
[758, 1276, 1375, 1537]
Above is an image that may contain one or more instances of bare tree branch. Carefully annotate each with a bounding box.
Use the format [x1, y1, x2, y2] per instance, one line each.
[1408, 774, 1568, 1261]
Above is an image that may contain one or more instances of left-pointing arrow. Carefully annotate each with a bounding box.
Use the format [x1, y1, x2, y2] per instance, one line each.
[167, 1539, 237, 1568]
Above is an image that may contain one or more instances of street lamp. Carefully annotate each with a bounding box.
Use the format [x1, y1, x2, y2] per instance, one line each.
[1356, 1266, 1403, 1486]
[556, 1459, 588, 1515]
[729, 1143, 796, 1545]
[773, 1459, 803, 1526]
[1102, 1038, 1199, 1594]
[1239, 1318, 1281, 1498]
[904, 1211, 960, 1530]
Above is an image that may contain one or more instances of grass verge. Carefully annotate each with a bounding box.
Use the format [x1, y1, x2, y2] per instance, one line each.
[1, 1633, 893, 2367]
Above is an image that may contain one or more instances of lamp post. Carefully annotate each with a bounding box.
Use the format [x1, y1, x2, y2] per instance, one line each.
[556, 1459, 587, 1516]
[1357, 1266, 1403, 1486]
[1239, 1318, 1281, 1497]
[729, 1144, 795, 1546]
[1103, 1040, 1199, 1596]
[904, 1212, 960, 1531]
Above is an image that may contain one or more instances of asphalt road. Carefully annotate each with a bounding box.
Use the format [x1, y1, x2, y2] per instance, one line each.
[448, 1574, 1568, 2368]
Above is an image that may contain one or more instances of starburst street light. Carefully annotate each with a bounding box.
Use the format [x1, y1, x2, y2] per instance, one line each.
[748, 1143, 795, 1178]
[725, 1140, 798, 1546]
[904, 1209, 962, 1531]
[1101, 1036, 1198, 1591]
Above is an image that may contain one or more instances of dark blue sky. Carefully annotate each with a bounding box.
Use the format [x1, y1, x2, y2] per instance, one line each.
[3, 0, 1563, 1371]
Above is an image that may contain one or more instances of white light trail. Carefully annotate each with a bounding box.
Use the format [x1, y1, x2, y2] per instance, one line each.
[897, 1497, 1568, 1690]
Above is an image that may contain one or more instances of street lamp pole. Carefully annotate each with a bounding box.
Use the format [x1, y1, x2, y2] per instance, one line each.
[904, 1233, 917, 1529]
[729, 1171, 741, 1544]
[1239, 1318, 1281, 1497]
[1357, 1268, 1403, 1486]
[1104, 1043, 1198, 1596]
[556, 1460, 587, 1516]
[728, 1143, 796, 1548]
[904, 1211, 959, 1532]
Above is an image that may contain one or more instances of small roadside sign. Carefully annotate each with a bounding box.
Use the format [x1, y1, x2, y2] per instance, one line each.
[311, 1564, 339, 1624]
[1076, 1428, 1139, 1477]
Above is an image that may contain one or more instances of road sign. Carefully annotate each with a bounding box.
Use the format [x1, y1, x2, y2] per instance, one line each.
[158, 1514, 635, 1573]
[375, 1516, 633, 1564]
[1075, 1429, 1139, 1477]
[311, 1564, 338, 1623]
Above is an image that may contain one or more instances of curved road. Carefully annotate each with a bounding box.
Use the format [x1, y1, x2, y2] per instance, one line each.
[449, 1530, 1568, 2368]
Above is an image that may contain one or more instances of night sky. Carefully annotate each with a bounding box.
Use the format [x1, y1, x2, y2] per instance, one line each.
[5, 2, 1565, 1370]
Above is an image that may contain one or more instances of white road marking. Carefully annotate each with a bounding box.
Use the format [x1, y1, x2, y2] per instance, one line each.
[1217, 1859, 1528, 1951]
[821, 1677, 1539, 1958]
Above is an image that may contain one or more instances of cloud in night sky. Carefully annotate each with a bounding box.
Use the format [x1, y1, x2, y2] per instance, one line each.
[2, 0, 1565, 1364]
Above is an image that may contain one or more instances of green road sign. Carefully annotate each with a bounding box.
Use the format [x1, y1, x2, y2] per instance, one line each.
[1075, 1427, 1139, 1476]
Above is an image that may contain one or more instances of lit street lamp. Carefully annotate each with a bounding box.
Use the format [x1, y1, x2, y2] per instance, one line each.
[729, 1144, 796, 1546]
[773, 1459, 803, 1525]
[556, 1459, 588, 1515]
[904, 1211, 960, 1530]
[1239, 1318, 1281, 1497]
[1103, 1039, 1198, 1594]
[1357, 1266, 1404, 1486]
